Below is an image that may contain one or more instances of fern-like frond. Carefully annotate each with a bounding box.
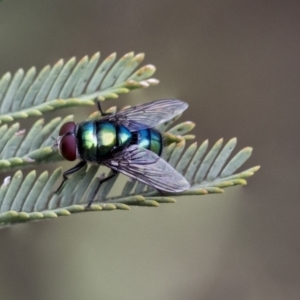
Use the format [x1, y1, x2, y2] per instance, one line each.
[0, 104, 193, 172]
[0, 116, 72, 171]
[0, 51, 260, 227]
[0, 52, 158, 124]
[0, 135, 260, 226]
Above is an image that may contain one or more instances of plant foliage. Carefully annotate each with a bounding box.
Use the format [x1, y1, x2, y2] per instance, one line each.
[0, 52, 259, 227]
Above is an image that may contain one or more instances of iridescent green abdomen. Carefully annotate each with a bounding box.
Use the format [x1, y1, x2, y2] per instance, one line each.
[136, 128, 163, 156]
[77, 121, 132, 161]
[77, 120, 162, 162]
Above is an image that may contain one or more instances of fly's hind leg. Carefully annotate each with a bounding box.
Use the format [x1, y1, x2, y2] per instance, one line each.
[86, 170, 118, 209]
[54, 161, 87, 194]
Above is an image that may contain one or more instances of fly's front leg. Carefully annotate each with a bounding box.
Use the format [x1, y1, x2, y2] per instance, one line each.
[86, 170, 118, 209]
[96, 99, 112, 116]
[55, 161, 87, 194]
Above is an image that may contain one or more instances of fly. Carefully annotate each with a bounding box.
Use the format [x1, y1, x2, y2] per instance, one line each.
[54, 99, 190, 207]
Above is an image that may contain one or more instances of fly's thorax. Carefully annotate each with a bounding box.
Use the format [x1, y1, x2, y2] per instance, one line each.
[117, 125, 132, 148]
[135, 128, 163, 156]
[76, 121, 132, 161]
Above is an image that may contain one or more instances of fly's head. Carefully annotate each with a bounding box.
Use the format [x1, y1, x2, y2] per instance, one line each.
[53, 121, 78, 161]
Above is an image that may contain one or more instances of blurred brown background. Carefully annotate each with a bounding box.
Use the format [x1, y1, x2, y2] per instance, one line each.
[0, 1, 299, 299]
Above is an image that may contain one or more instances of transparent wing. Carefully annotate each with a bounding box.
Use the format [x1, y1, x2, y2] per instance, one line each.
[102, 99, 188, 131]
[102, 145, 190, 192]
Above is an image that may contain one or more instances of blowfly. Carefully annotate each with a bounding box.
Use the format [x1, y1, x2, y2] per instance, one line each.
[54, 99, 190, 206]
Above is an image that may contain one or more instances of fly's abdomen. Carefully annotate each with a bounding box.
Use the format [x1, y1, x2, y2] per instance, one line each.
[136, 128, 163, 156]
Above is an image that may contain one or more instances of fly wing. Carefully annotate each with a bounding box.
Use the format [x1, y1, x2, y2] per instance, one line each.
[102, 99, 188, 131]
[102, 145, 190, 192]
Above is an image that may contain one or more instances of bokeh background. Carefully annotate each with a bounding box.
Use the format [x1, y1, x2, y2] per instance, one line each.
[0, 1, 299, 299]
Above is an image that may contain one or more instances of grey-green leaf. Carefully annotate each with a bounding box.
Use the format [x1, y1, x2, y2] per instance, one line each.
[0, 52, 158, 124]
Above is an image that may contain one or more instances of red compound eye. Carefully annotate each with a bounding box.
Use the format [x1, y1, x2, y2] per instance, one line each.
[59, 121, 76, 136]
[58, 122, 77, 161]
[59, 134, 77, 161]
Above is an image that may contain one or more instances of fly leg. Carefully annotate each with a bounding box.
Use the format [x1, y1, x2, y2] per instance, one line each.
[86, 170, 118, 208]
[96, 99, 113, 116]
[157, 189, 165, 196]
[54, 161, 87, 194]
